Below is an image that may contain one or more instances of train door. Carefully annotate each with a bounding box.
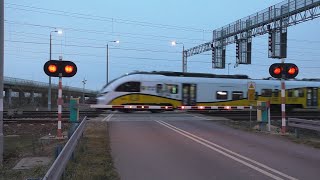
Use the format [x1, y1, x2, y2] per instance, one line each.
[182, 84, 197, 106]
[306, 88, 318, 107]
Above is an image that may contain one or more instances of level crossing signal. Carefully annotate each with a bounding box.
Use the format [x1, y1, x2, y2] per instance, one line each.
[44, 60, 77, 77]
[269, 63, 299, 79]
[268, 31, 273, 52]
[236, 41, 240, 60]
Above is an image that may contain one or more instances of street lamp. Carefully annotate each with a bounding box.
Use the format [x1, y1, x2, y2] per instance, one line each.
[106, 40, 120, 84]
[82, 78, 87, 104]
[48, 29, 63, 111]
[171, 41, 186, 72]
[227, 63, 231, 75]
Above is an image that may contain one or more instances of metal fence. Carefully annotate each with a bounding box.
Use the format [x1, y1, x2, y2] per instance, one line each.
[43, 117, 87, 180]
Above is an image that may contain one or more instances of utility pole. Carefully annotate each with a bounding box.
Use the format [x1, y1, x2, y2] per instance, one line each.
[48, 29, 62, 111]
[48, 33, 52, 111]
[82, 78, 87, 104]
[106, 40, 119, 84]
[106, 44, 109, 84]
[171, 41, 186, 72]
[0, 0, 4, 167]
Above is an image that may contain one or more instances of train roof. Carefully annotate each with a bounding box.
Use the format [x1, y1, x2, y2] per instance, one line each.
[128, 71, 250, 79]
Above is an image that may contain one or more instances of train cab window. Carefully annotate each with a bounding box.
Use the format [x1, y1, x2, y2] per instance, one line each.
[167, 84, 178, 94]
[156, 84, 163, 93]
[115, 81, 141, 92]
[261, 89, 272, 97]
[232, 91, 243, 100]
[216, 91, 228, 100]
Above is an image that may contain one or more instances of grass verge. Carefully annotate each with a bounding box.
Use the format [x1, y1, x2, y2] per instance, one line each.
[64, 121, 120, 180]
[1, 123, 69, 180]
[218, 120, 320, 149]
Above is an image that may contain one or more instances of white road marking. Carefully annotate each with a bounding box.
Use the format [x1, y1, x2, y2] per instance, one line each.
[191, 114, 229, 121]
[156, 120, 298, 180]
[102, 113, 114, 122]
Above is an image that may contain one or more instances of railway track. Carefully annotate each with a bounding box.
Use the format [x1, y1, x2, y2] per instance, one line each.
[2, 109, 319, 123]
[197, 110, 320, 121]
[3, 110, 103, 119]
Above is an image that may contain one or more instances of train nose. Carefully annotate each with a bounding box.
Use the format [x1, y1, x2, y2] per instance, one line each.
[97, 96, 108, 104]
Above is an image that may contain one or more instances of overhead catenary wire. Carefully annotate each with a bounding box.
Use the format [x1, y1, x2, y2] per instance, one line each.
[5, 3, 317, 73]
[5, 20, 207, 44]
[5, 3, 212, 33]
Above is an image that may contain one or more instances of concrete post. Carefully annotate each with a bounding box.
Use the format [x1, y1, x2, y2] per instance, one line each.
[7, 88, 12, 107]
[1, 0, 4, 167]
[19, 91, 25, 104]
[30, 91, 35, 104]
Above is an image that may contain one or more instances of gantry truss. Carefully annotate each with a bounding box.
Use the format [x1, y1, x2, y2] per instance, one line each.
[184, 0, 320, 69]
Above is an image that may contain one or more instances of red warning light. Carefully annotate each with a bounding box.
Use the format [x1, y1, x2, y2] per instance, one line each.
[288, 67, 297, 75]
[286, 64, 299, 78]
[48, 64, 57, 73]
[273, 67, 281, 75]
[65, 65, 74, 74]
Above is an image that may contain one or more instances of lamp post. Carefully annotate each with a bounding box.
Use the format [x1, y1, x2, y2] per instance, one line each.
[227, 63, 231, 75]
[106, 40, 119, 84]
[0, 0, 4, 167]
[82, 78, 87, 104]
[171, 41, 186, 72]
[48, 29, 62, 111]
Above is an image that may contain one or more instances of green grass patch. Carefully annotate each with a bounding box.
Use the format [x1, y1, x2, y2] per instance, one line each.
[64, 121, 120, 180]
[1, 135, 52, 180]
[1, 123, 69, 180]
[218, 120, 320, 149]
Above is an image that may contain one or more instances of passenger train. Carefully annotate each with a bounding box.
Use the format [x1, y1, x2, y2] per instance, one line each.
[96, 71, 320, 110]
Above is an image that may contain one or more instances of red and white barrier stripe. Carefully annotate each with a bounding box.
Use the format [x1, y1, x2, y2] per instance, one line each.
[177, 106, 251, 110]
[90, 104, 173, 110]
[90, 104, 250, 111]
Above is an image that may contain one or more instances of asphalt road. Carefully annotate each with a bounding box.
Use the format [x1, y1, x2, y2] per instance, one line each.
[104, 111, 320, 180]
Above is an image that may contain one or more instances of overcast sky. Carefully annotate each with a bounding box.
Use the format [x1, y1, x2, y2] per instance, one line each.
[5, 0, 320, 90]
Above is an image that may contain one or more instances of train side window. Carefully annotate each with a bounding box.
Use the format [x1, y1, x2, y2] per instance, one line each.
[115, 81, 141, 92]
[156, 84, 162, 93]
[298, 89, 304, 97]
[167, 84, 178, 94]
[292, 89, 303, 97]
[273, 89, 279, 97]
[232, 91, 243, 100]
[288, 89, 293, 97]
[168, 84, 178, 94]
[216, 91, 228, 100]
[261, 89, 272, 97]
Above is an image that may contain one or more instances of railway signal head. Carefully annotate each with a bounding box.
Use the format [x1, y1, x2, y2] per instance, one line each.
[44, 60, 77, 77]
[268, 31, 273, 52]
[269, 63, 299, 79]
[236, 41, 240, 60]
